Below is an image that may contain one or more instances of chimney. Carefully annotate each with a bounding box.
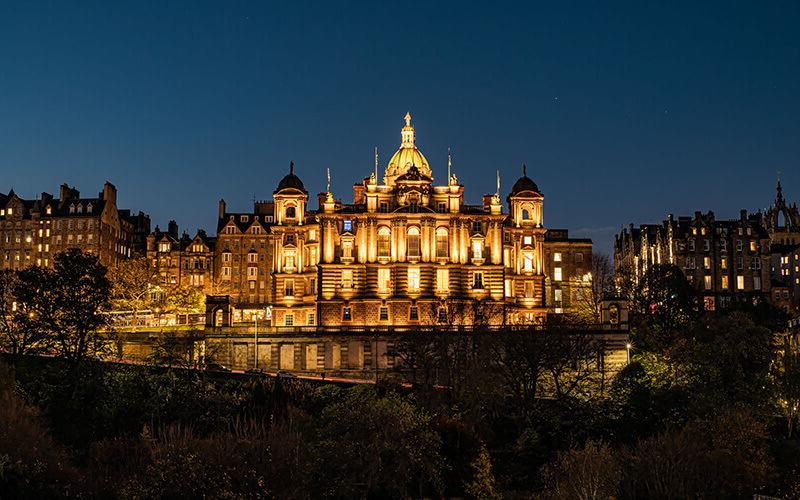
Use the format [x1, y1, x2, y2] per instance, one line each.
[59, 183, 79, 201]
[218, 199, 226, 219]
[318, 192, 328, 210]
[482, 194, 493, 210]
[102, 182, 117, 205]
[168, 220, 179, 240]
[740, 209, 748, 221]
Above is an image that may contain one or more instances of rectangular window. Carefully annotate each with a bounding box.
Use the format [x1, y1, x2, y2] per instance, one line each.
[554, 267, 562, 281]
[736, 239, 743, 251]
[309, 278, 316, 295]
[341, 269, 353, 289]
[525, 281, 534, 298]
[407, 267, 420, 292]
[703, 239, 710, 252]
[553, 252, 562, 262]
[554, 289, 562, 302]
[379, 202, 389, 213]
[409, 306, 419, 321]
[703, 257, 711, 269]
[472, 221, 482, 233]
[704, 275, 712, 290]
[754, 276, 761, 290]
[523, 235, 532, 245]
[436, 232, 448, 258]
[574, 252, 584, 263]
[472, 272, 484, 289]
[523, 253, 533, 272]
[437, 202, 446, 213]
[472, 240, 483, 260]
[436, 268, 449, 292]
[504, 279, 512, 297]
[285, 314, 294, 326]
[285, 279, 294, 297]
[307, 313, 315, 325]
[750, 241, 757, 252]
[736, 275, 745, 290]
[342, 307, 352, 321]
[378, 268, 391, 293]
[721, 257, 727, 270]
[343, 219, 352, 232]
[379, 306, 388, 321]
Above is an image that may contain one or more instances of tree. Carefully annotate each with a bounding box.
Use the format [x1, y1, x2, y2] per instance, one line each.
[540, 439, 621, 500]
[3, 267, 58, 357]
[164, 285, 205, 319]
[464, 444, 500, 500]
[631, 264, 697, 352]
[47, 250, 112, 362]
[108, 256, 159, 327]
[574, 253, 616, 323]
[774, 334, 800, 437]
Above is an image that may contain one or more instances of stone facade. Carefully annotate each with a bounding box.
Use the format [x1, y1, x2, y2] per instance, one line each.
[0, 182, 148, 269]
[615, 182, 800, 312]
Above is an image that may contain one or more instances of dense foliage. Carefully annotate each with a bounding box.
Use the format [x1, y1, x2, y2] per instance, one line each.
[0, 262, 798, 498]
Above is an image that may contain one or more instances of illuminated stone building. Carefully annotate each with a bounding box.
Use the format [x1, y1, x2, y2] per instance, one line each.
[0, 182, 147, 269]
[308, 113, 590, 327]
[145, 221, 216, 302]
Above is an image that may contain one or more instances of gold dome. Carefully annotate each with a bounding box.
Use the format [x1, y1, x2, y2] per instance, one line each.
[384, 112, 431, 185]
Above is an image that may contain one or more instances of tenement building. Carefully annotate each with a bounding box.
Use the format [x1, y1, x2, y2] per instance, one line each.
[271, 113, 591, 327]
[145, 221, 217, 302]
[615, 182, 800, 312]
[0, 182, 149, 269]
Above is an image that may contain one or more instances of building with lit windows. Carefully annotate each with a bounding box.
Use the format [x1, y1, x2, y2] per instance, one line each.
[0, 182, 148, 269]
[615, 182, 800, 312]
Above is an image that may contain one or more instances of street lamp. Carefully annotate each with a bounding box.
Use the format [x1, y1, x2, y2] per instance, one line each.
[625, 342, 632, 364]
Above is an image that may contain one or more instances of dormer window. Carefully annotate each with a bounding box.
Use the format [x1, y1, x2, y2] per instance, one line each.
[240, 215, 248, 222]
[86, 203, 92, 213]
[45, 206, 51, 215]
[76, 204, 83, 213]
[158, 242, 170, 253]
[69, 204, 75, 214]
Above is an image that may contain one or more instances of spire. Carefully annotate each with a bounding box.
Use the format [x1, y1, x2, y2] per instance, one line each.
[375, 146, 379, 180]
[496, 170, 501, 195]
[289, 160, 294, 175]
[447, 147, 452, 182]
[326, 167, 331, 193]
[777, 171, 785, 204]
[522, 163, 527, 177]
[401, 112, 416, 148]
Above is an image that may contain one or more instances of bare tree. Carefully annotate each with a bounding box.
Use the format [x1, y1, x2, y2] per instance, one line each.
[574, 253, 616, 323]
[108, 255, 159, 328]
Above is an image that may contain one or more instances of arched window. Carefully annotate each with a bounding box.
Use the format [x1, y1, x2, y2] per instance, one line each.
[377, 226, 391, 257]
[285, 206, 296, 219]
[778, 211, 786, 228]
[521, 208, 530, 220]
[407, 226, 420, 258]
[435, 227, 449, 258]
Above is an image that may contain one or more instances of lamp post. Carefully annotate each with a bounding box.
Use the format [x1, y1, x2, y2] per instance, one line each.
[626, 342, 632, 364]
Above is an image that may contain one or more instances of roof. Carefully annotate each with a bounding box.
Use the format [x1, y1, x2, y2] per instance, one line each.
[275, 162, 307, 194]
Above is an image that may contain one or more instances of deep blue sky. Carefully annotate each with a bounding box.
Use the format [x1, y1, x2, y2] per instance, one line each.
[1, 1, 798, 253]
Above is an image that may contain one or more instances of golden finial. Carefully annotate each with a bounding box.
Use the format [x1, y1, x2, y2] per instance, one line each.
[496, 169, 500, 195]
[326, 167, 331, 193]
[404, 111, 412, 127]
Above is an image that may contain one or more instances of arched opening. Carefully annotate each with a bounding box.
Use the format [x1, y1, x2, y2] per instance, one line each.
[435, 227, 449, 258]
[407, 226, 420, 258]
[285, 205, 296, 219]
[377, 226, 391, 257]
[521, 208, 530, 220]
[778, 211, 786, 228]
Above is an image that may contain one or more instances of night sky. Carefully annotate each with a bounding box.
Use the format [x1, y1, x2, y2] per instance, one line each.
[1, 1, 798, 254]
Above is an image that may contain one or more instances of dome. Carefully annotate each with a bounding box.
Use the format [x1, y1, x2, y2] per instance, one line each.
[384, 112, 432, 185]
[510, 164, 540, 195]
[275, 161, 307, 193]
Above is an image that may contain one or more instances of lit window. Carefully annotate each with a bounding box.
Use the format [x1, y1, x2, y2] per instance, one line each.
[721, 257, 727, 270]
[472, 240, 483, 260]
[407, 267, 420, 292]
[407, 227, 420, 258]
[554, 252, 561, 262]
[703, 257, 711, 269]
[736, 275, 745, 290]
[704, 275, 712, 290]
[285, 279, 294, 297]
[554, 289, 562, 302]
[377, 227, 391, 257]
[554, 267, 562, 281]
[341, 269, 353, 289]
[504, 279, 512, 297]
[343, 219, 352, 232]
[523, 235, 532, 245]
[436, 268, 449, 292]
[523, 252, 533, 272]
[378, 268, 391, 293]
[435, 227, 449, 258]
